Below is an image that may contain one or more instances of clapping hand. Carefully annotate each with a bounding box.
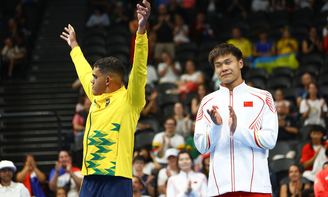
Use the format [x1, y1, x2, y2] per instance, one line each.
[207, 105, 222, 125]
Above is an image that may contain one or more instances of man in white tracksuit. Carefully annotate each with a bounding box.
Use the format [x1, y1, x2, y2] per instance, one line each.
[194, 43, 278, 197]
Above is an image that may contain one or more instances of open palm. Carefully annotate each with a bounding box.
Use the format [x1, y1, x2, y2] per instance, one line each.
[137, 0, 151, 28]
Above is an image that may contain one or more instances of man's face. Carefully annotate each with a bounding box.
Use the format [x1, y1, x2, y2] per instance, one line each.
[164, 119, 176, 134]
[232, 28, 241, 39]
[174, 103, 183, 115]
[167, 155, 177, 167]
[91, 67, 107, 96]
[132, 177, 141, 193]
[0, 168, 13, 183]
[214, 54, 243, 88]
[310, 131, 324, 144]
[58, 151, 70, 167]
[133, 160, 145, 171]
[276, 102, 286, 116]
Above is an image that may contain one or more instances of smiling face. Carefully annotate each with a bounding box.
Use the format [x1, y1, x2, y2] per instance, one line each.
[164, 118, 176, 135]
[185, 60, 195, 74]
[58, 151, 70, 167]
[213, 53, 243, 90]
[307, 83, 318, 98]
[178, 153, 192, 172]
[288, 165, 301, 182]
[174, 102, 184, 116]
[91, 67, 108, 96]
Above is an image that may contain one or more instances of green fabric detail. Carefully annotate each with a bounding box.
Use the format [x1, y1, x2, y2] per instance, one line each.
[90, 153, 106, 161]
[110, 123, 120, 131]
[88, 138, 100, 145]
[86, 161, 100, 168]
[93, 130, 108, 138]
[95, 146, 112, 153]
[99, 138, 116, 146]
[104, 168, 115, 175]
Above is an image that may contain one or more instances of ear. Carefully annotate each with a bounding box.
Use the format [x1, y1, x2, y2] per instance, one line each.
[106, 76, 111, 85]
[239, 58, 244, 70]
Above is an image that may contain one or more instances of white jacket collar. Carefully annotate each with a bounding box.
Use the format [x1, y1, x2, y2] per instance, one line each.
[219, 80, 246, 94]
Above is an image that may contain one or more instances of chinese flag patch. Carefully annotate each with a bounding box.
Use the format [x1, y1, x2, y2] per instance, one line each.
[244, 101, 253, 107]
[193, 181, 198, 184]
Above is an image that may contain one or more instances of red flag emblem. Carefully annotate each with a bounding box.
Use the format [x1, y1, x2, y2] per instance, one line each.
[244, 101, 253, 107]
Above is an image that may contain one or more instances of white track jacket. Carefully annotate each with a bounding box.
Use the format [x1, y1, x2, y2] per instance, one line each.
[194, 81, 278, 196]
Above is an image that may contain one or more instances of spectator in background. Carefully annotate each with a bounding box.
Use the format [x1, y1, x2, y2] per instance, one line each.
[48, 151, 83, 197]
[85, 6, 110, 28]
[133, 147, 162, 175]
[252, 28, 275, 57]
[300, 125, 328, 181]
[157, 148, 179, 196]
[173, 14, 189, 46]
[166, 60, 205, 99]
[55, 187, 67, 197]
[274, 89, 290, 113]
[14, 3, 29, 35]
[152, 4, 175, 63]
[152, 117, 185, 164]
[166, 151, 207, 196]
[157, 51, 181, 84]
[227, 27, 252, 58]
[132, 176, 150, 197]
[302, 26, 322, 55]
[271, 0, 286, 10]
[16, 155, 46, 197]
[199, 153, 210, 179]
[132, 155, 155, 197]
[1, 37, 24, 77]
[0, 160, 30, 197]
[141, 88, 157, 118]
[226, 0, 247, 20]
[314, 151, 328, 197]
[8, 18, 24, 47]
[277, 28, 298, 55]
[185, 120, 201, 160]
[173, 102, 192, 139]
[300, 82, 327, 128]
[189, 12, 214, 44]
[89, 0, 116, 13]
[276, 101, 299, 141]
[280, 165, 311, 197]
[72, 97, 91, 136]
[191, 84, 209, 117]
[295, 73, 313, 108]
[251, 0, 270, 12]
[75, 91, 86, 112]
[294, 0, 314, 10]
[111, 2, 129, 27]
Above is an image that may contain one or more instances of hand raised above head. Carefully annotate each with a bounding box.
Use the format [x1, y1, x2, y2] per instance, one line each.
[137, 0, 151, 34]
[60, 24, 79, 49]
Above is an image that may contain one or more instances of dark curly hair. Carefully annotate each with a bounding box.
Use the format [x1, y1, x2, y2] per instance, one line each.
[208, 43, 242, 68]
[93, 57, 125, 79]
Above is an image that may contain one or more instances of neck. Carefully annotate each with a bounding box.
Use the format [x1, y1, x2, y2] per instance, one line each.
[183, 169, 192, 174]
[169, 165, 178, 171]
[309, 95, 317, 100]
[313, 141, 321, 146]
[165, 131, 174, 137]
[1, 180, 10, 187]
[222, 78, 243, 91]
[135, 170, 143, 178]
[133, 191, 141, 197]
[175, 114, 184, 119]
[106, 84, 121, 94]
[278, 114, 286, 119]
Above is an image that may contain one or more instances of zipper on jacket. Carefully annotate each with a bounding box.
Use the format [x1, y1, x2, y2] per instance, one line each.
[229, 90, 235, 192]
[84, 111, 93, 174]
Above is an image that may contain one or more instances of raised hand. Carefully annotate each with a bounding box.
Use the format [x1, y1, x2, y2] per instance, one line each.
[136, 0, 151, 33]
[60, 24, 79, 49]
[207, 105, 222, 125]
[228, 106, 237, 135]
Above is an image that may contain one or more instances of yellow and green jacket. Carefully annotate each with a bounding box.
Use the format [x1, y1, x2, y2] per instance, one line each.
[70, 33, 148, 179]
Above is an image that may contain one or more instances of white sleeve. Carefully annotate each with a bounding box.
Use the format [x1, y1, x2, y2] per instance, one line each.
[102, 14, 110, 26]
[166, 177, 177, 197]
[194, 99, 222, 154]
[175, 62, 182, 71]
[232, 92, 278, 150]
[299, 99, 308, 113]
[321, 98, 327, 112]
[157, 169, 167, 186]
[86, 15, 96, 27]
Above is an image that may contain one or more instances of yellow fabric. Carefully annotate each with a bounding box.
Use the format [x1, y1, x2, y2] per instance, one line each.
[276, 38, 298, 54]
[70, 33, 148, 179]
[227, 38, 252, 57]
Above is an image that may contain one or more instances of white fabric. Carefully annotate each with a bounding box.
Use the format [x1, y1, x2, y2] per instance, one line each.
[180, 71, 202, 83]
[194, 82, 278, 196]
[299, 98, 327, 128]
[57, 171, 83, 197]
[1, 45, 20, 59]
[322, 27, 328, 37]
[303, 147, 328, 181]
[0, 160, 16, 172]
[157, 62, 181, 83]
[146, 65, 158, 85]
[321, 1, 328, 12]
[252, 0, 270, 11]
[143, 162, 155, 175]
[175, 118, 192, 140]
[0, 181, 30, 197]
[86, 13, 110, 27]
[274, 100, 290, 108]
[157, 166, 178, 186]
[152, 132, 185, 164]
[295, 0, 313, 9]
[173, 25, 190, 43]
[167, 170, 207, 197]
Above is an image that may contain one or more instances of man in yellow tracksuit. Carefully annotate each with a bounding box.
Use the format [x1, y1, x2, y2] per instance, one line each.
[60, 1, 151, 196]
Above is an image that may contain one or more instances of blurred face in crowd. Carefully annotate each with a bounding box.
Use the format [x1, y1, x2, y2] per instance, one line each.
[0, 168, 13, 185]
[197, 84, 206, 98]
[158, 4, 167, 15]
[56, 188, 67, 197]
[185, 60, 195, 74]
[307, 83, 318, 98]
[302, 73, 312, 87]
[26, 155, 36, 172]
[282, 29, 291, 39]
[133, 159, 145, 172]
[214, 53, 243, 90]
[175, 15, 184, 26]
[274, 89, 284, 101]
[309, 27, 317, 38]
[167, 155, 177, 168]
[259, 32, 267, 41]
[288, 165, 301, 182]
[164, 118, 176, 135]
[161, 52, 171, 63]
[196, 12, 204, 23]
[58, 151, 70, 168]
[132, 177, 142, 193]
[276, 101, 286, 116]
[174, 102, 184, 116]
[178, 153, 192, 172]
[310, 130, 323, 145]
[232, 28, 241, 40]
[203, 156, 210, 171]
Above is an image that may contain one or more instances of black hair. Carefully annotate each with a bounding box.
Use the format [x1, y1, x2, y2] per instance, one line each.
[133, 155, 146, 164]
[310, 125, 325, 135]
[133, 175, 142, 185]
[165, 116, 177, 126]
[176, 150, 193, 171]
[93, 57, 125, 79]
[305, 82, 321, 99]
[208, 43, 243, 68]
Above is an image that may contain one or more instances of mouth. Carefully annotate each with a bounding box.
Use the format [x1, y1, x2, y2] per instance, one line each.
[222, 73, 231, 77]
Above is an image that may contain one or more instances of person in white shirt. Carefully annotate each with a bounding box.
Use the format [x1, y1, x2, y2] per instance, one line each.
[157, 52, 181, 84]
[167, 151, 207, 197]
[157, 148, 179, 195]
[173, 14, 189, 46]
[173, 102, 192, 140]
[194, 43, 278, 196]
[0, 160, 30, 197]
[86, 7, 110, 27]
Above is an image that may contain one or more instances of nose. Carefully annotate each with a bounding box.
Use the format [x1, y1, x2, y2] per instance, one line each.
[91, 78, 94, 84]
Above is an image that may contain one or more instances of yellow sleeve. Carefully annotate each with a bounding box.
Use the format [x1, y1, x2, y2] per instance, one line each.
[126, 32, 148, 107]
[70, 46, 94, 101]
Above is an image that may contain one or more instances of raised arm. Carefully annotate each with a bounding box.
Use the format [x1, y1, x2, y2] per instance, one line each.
[232, 93, 278, 150]
[60, 24, 94, 101]
[127, 0, 151, 107]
